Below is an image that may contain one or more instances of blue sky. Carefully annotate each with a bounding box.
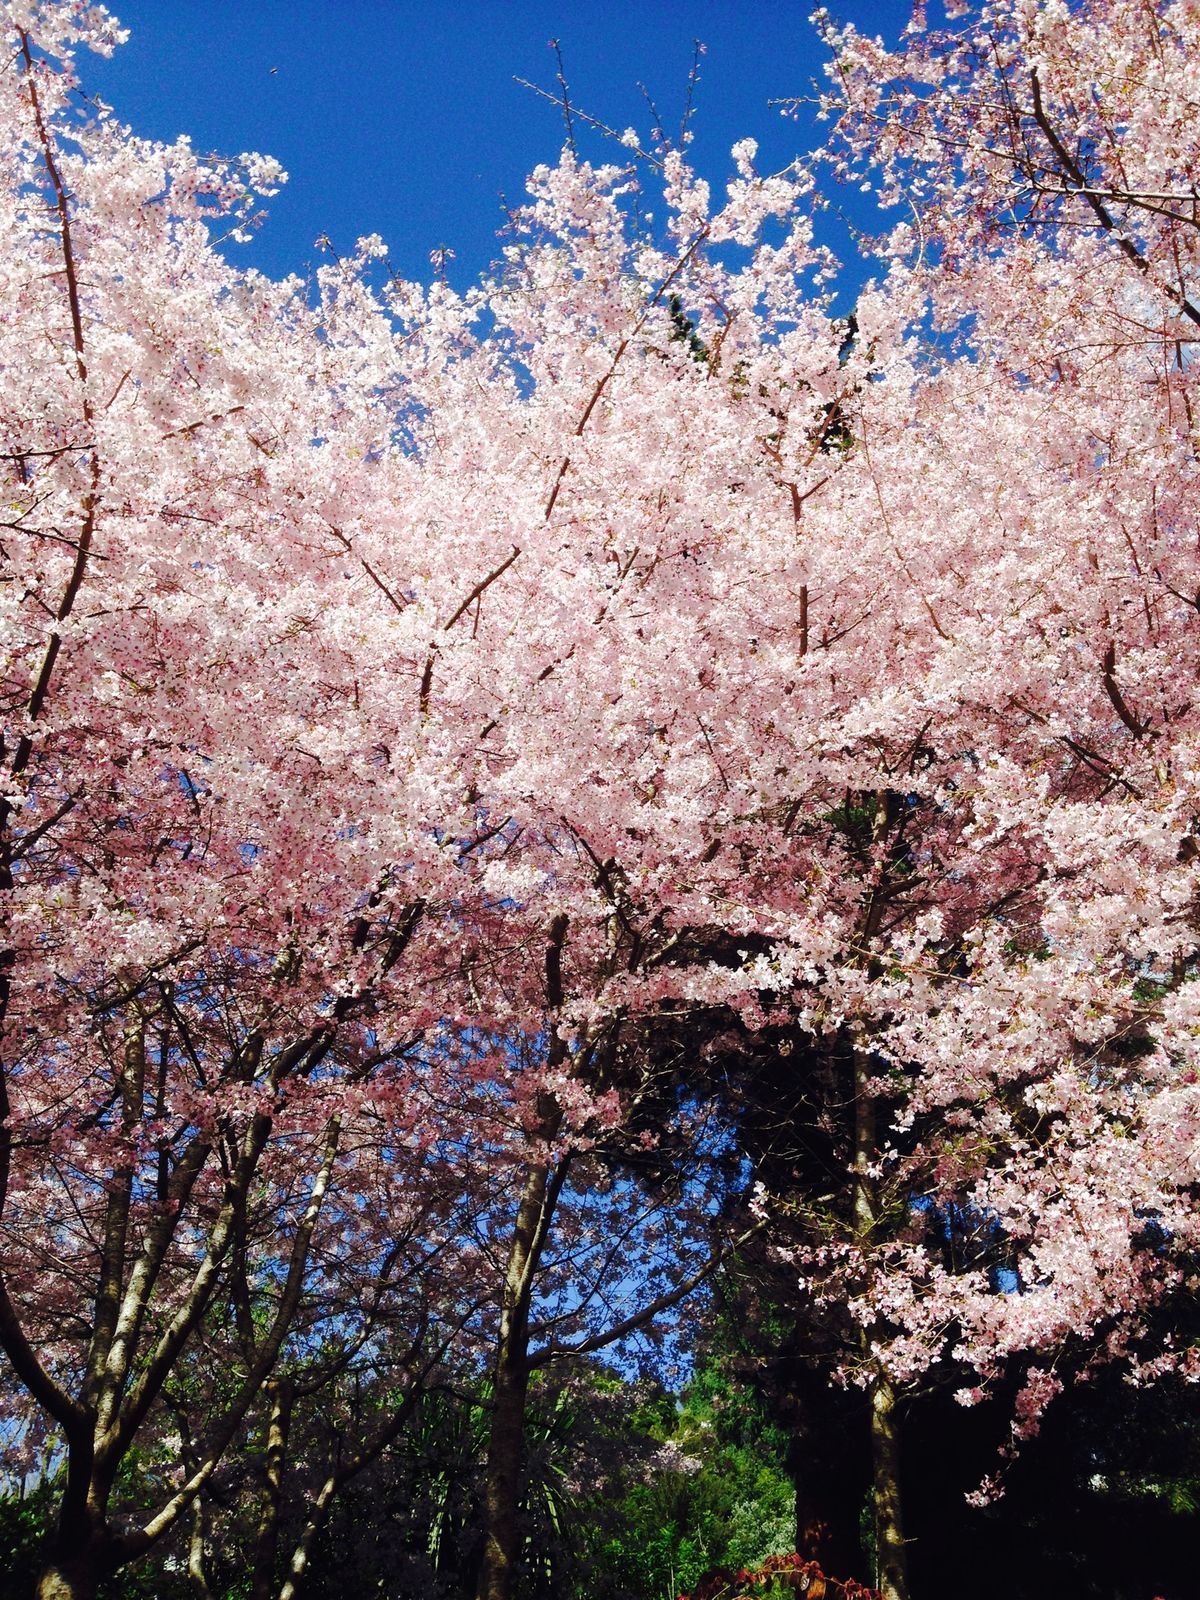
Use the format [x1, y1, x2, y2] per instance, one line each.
[84, 1, 911, 301]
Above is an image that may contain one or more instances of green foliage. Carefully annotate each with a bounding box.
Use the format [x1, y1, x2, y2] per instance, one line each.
[0, 1357, 794, 1600]
[666, 293, 709, 365]
[580, 1357, 796, 1600]
[0, 1478, 56, 1596]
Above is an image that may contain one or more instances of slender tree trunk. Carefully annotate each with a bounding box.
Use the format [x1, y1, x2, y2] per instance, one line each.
[475, 915, 569, 1600]
[174, 1415, 214, 1600]
[475, 1152, 557, 1600]
[187, 1494, 214, 1600]
[852, 1033, 910, 1600]
[867, 1365, 907, 1600]
[251, 1378, 293, 1600]
[477, 1344, 533, 1600]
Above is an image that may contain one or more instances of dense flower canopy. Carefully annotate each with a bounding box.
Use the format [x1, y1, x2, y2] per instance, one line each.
[1, 1, 1198, 1596]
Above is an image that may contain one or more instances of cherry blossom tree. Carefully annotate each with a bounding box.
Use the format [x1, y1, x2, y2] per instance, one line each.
[5, 3, 1200, 1599]
[0, 6, 853, 1595]
[0, 7, 527, 1592]
[733, 3, 1200, 1589]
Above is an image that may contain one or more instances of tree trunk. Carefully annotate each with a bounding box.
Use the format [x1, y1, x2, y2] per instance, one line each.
[477, 1349, 532, 1600]
[187, 1493, 214, 1600]
[251, 1378, 293, 1600]
[35, 1463, 111, 1600]
[35, 1557, 101, 1600]
[852, 1031, 910, 1600]
[475, 915, 569, 1600]
[867, 1366, 907, 1600]
[474, 1152, 554, 1600]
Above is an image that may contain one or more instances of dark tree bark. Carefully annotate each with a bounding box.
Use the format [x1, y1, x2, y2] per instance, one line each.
[477, 1331, 535, 1600]
[853, 1034, 909, 1600]
[475, 916, 569, 1600]
[34, 1524, 112, 1600]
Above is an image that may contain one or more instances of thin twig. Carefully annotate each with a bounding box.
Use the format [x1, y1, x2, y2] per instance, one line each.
[549, 39, 576, 157]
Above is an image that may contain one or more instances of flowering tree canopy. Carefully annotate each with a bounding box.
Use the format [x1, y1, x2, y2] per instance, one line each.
[1, 2, 1198, 1598]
